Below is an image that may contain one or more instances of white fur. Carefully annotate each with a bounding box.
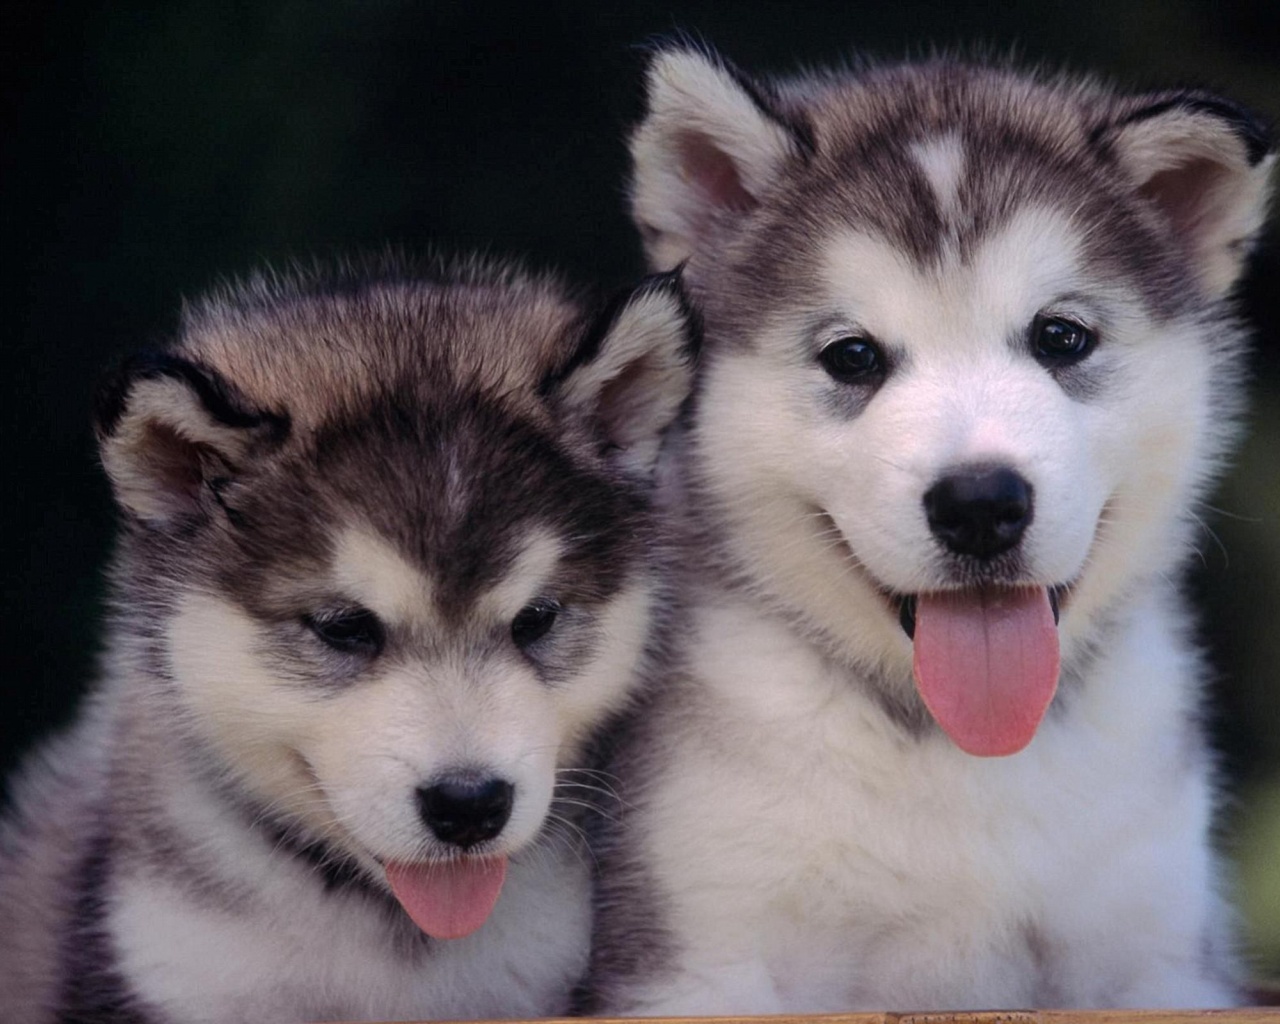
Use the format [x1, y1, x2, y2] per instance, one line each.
[629, 590, 1222, 1011]
[910, 135, 966, 217]
[333, 526, 436, 624]
[109, 810, 590, 1024]
[604, 181, 1241, 1011]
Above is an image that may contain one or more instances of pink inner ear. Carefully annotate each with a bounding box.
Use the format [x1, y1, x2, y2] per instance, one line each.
[676, 131, 757, 213]
[1139, 156, 1228, 242]
[597, 352, 656, 448]
[135, 422, 211, 518]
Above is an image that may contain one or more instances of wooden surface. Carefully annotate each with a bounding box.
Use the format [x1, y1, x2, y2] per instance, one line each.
[333, 1012, 1280, 1024]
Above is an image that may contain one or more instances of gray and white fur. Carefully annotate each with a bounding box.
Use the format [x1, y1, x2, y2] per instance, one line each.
[582, 44, 1274, 1012]
[0, 255, 695, 1023]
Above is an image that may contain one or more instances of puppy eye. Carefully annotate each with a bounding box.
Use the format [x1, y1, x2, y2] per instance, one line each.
[511, 600, 561, 650]
[818, 336, 884, 382]
[304, 608, 385, 656]
[1032, 315, 1095, 365]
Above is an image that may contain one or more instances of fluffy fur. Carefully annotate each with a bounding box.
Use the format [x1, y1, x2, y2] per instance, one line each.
[582, 45, 1275, 1012]
[0, 255, 695, 1023]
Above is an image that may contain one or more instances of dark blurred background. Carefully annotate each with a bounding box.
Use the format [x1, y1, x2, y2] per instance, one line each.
[4, 0, 1279, 982]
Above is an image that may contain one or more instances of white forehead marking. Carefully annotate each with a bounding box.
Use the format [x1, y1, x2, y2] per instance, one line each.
[821, 205, 1085, 349]
[477, 528, 565, 620]
[332, 527, 432, 622]
[910, 133, 965, 216]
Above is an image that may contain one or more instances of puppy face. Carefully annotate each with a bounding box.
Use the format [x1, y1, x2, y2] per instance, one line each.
[693, 204, 1216, 671]
[629, 49, 1271, 752]
[98, 261, 694, 931]
[163, 404, 654, 870]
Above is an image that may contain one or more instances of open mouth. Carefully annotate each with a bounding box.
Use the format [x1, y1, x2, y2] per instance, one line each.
[812, 506, 1076, 758]
[383, 854, 509, 940]
[892, 583, 1067, 759]
[897, 584, 1067, 639]
[290, 752, 514, 940]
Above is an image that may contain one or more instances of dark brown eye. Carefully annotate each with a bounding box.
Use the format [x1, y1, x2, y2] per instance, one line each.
[304, 608, 385, 656]
[1032, 315, 1095, 365]
[818, 336, 884, 382]
[511, 600, 560, 650]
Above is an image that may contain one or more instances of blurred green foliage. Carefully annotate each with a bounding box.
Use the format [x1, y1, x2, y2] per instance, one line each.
[3, 0, 1278, 984]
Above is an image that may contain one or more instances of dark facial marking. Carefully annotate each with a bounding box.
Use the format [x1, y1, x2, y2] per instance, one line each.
[1098, 92, 1272, 168]
[216, 384, 646, 638]
[95, 351, 290, 444]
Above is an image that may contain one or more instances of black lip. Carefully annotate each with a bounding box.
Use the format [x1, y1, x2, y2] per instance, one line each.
[899, 595, 917, 640]
[898, 585, 1065, 640]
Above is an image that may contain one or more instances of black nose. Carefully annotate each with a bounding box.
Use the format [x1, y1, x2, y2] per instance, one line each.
[924, 465, 1033, 559]
[417, 777, 515, 848]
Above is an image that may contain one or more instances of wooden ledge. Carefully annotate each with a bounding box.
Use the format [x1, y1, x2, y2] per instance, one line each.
[333, 1012, 1280, 1024]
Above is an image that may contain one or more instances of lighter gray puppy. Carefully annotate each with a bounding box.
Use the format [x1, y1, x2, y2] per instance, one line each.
[583, 44, 1274, 1012]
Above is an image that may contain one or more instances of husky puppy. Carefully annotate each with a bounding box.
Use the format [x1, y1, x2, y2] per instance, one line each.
[0, 256, 694, 1023]
[582, 45, 1274, 1012]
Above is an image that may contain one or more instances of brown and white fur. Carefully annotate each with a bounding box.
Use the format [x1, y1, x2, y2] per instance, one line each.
[0, 256, 695, 1023]
[582, 45, 1274, 1012]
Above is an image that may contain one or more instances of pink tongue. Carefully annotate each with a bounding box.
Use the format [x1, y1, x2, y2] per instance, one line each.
[912, 587, 1060, 757]
[385, 856, 508, 939]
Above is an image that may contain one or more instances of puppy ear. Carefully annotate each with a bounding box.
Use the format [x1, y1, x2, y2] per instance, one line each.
[1097, 91, 1274, 297]
[95, 353, 289, 527]
[543, 271, 698, 478]
[629, 44, 813, 270]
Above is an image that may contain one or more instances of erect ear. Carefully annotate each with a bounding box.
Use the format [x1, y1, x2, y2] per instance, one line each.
[629, 44, 813, 270]
[1096, 90, 1274, 298]
[95, 353, 290, 528]
[542, 271, 698, 478]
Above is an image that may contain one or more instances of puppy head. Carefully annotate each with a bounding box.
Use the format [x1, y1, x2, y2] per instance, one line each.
[97, 261, 695, 932]
[635, 48, 1272, 754]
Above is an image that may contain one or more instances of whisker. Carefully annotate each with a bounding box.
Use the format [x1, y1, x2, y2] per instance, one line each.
[553, 796, 621, 822]
[1197, 502, 1262, 525]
